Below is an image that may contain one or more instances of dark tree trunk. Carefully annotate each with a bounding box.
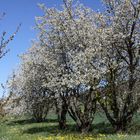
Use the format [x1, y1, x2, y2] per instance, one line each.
[55, 99, 68, 130]
[78, 121, 92, 133]
[114, 123, 127, 132]
[58, 104, 68, 129]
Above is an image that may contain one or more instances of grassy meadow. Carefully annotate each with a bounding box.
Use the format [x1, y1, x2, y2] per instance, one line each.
[0, 113, 140, 140]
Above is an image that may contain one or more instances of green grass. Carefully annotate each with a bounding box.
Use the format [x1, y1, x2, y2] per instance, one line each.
[0, 113, 140, 140]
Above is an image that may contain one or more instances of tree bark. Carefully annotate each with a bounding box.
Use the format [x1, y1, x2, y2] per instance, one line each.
[56, 99, 68, 130]
[78, 121, 92, 133]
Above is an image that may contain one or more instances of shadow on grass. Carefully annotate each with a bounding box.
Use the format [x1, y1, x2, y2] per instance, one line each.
[7, 118, 140, 135]
[93, 122, 140, 135]
[23, 122, 114, 135]
[7, 118, 58, 126]
[23, 125, 57, 134]
[23, 124, 77, 135]
[92, 122, 115, 134]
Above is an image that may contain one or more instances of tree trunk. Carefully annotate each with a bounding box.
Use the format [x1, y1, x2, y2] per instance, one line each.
[113, 116, 133, 132]
[58, 110, 67, 130]
[78, 122, 91, 133]
[56, 100, 68, 130]
[113, 121, 127, 132]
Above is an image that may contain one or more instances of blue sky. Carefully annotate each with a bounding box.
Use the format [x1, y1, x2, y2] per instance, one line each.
[0, 0, 102, 97]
